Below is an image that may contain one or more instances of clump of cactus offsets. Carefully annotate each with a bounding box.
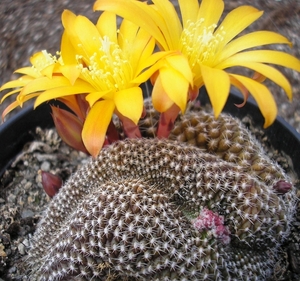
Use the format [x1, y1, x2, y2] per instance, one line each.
[27, 111, 297, 281]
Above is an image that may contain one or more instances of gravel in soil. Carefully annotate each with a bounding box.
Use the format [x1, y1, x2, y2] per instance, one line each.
[0, 128, 89, 280]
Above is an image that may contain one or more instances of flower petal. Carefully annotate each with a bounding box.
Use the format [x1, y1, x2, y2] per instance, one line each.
[219, 31, 292, 61]
[197, 0, 224, 28]
[14, 67, 40, 78]
[201, 64, 230, 118]
[215, 6, 263, 48]
[21, 76, 71, 96]
[60, 31, 81, 84]
[0, 76, 34, 93]
[82, 100, 115, 157]
[132, 52, 171, 84]
[94, 0, 169, 50]
[86, 90, 113, 107]
[0, 89, 22, 103]
[114, 87, 143, 124]
[151, 0, 182, 48]
[1, 100, 21, 120]
[51, 106, 88, 154]
[96, 11, 117, 44]
[34, 80, 96, 107]
[165, 54, 193, 86]
[62, 10, 102, 61]
[152, 74, 174, 112]
[118, 18, 139, 50]
[178, 0, 199, 27]
[217, 50, 300, 72]
[159, 66, 189, 113]
[230, 74, 277, 128]
[231, 61, 292, 100]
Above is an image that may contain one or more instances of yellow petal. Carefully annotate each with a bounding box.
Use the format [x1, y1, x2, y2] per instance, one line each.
[217, 50, 300, 72]
[132, 52, 171, 84]
[178, 0, 199, 27]
[201, 64, 230, 118]
[21, 76, 71, 96]
[1, 88, 22, 103]
[94, 0, 169, 50]
[118, 18, 139, 51]
[159, 67, 189, 113]
[151, 0, 182, 48]
[60, 31, 81, 84]
[130, 29, 155, 74]
[230, 61, 292, 100]
[86, 90, 113, 107]
[14, 67, 40, 78]
[59, 65, 81, 85]
[230, 74, 277, 128]
[82, 100, 115, 157]
[134, 36, 156, 76]
[61, 9, 76, 29]
[197, 0, 224, 28]
[2, 100, 21, 120]
[60, 31, 77, 65]
[114, 87, 143, 124]
[0, 76, 33, 92]
[165, 54, 193, 86]
[216, 6, 263, 48]
[17, 93, 40, 106]
[62, 10, 102, 60]
[219, 31, 292, 61]
[73, 16, 102, 59]
[40, 64, 56, 79]
[152, 74, 174, 112]
[96, 11, 117, 44]
[34, 80, 96, 107]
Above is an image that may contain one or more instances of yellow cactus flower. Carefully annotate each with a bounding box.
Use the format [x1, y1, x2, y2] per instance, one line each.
[0, 10, 163, 156]
[94, 0, 300, 128]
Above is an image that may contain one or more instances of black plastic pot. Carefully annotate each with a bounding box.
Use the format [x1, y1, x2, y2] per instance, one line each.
[1, 90, 300, 179]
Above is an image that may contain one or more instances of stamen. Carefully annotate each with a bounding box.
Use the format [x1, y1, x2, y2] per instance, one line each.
[179, 19, 224, 68]
[32, 50, 57, 73]
[78, 35, 133, 92]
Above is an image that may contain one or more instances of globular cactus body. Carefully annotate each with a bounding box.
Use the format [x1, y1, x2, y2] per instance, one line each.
[28, 110, 297, 280]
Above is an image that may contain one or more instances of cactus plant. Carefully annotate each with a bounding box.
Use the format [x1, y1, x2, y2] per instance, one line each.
[27, 108, 297, 281]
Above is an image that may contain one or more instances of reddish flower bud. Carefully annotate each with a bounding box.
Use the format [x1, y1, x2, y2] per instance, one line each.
[273, 180, 292, 195]
[51, 106, 89, 154]
[39, 170, 63, 198]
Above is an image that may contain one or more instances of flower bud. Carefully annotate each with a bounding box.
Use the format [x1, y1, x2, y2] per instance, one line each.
[273, 180, 292, 195]
[39, 170, 63, 198]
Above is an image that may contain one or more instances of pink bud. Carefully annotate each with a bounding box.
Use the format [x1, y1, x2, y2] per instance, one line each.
[39, 170, 63, 198]
[273, 180, 292, 195]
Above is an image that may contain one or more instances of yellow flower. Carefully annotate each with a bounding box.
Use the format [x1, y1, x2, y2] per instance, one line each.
[94, 0, 300, 127]
[0, 10, 161, 156]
